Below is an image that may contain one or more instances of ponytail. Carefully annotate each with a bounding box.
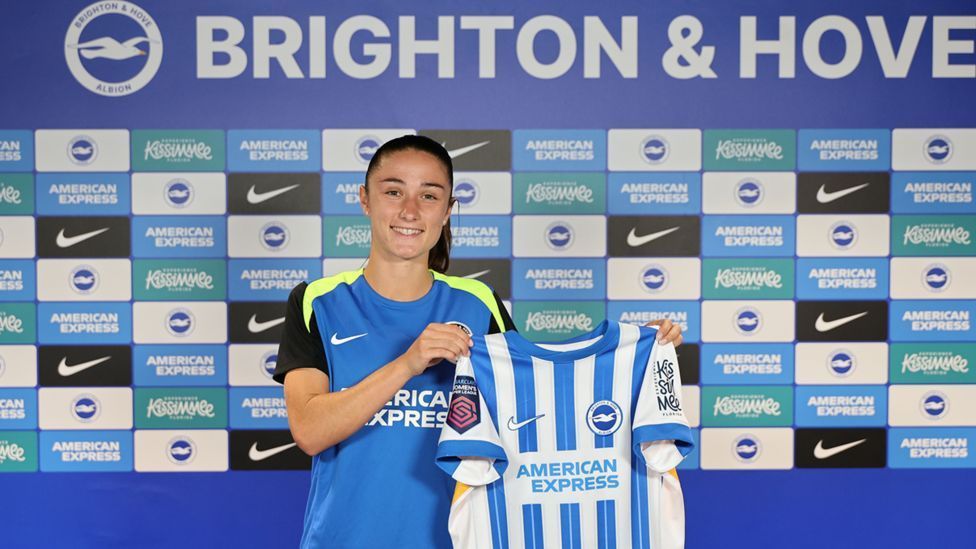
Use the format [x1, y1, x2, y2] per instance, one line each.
[428, 218, 452, 273]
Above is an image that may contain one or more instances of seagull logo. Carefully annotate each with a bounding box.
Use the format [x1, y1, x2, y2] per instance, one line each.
[816, 183, 870, 204]
[56, 227, 109, 248]
[626, 226, 680, 247]
[67, 36, 156, 60]
[814, 311, 868, 332]
[247, 184, 301, 204]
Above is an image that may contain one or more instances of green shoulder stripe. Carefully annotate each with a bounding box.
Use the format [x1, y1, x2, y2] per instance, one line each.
[302, 269, 365, 331]
[431, 271, 506, 331]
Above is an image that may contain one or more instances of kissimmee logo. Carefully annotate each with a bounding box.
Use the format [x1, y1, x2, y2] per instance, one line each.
[324, 216, 371, 257]
[702, 386, 793, 427]
[515, 301, 603, 341]
[890, 344, 975, 384]
[703, 259, 793, 299]
[892, 215, 975, 256]
[514, 173, 605, 214]
[0, 432, 36, 472]
[64, 1, 162, 97]
[0, 174, 33, 215]
[131, 130, 224, 171]
[134, 260, 225, 300]
[135, 388, 226, 428]
[0, 304, 35, 344]
[704, 130, 795, 171]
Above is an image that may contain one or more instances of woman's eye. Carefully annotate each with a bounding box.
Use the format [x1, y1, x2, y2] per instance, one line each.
[385, 190, 401, 197]
[423, 193, 438, 200]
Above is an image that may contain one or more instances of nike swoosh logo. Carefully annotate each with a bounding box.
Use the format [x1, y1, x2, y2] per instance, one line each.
[57, 356, 112, 377]
[507, 414, 545, 431]
[248, 442, 297, 461]
[56, 227, 109, 248]
[462, 269, 490, 280]
[248, 315, 285, 333]
[816, 183, 870, 204]
[814, 439, 866, 459]
[446, 141, 490, 159]
[331, 332, 367, 345]
[626, 226, 680, 247]
[815, 311, 868, 332]
[246, 184, 301, 204]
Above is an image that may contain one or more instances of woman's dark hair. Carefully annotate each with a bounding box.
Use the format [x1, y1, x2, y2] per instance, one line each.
[364, 135, 455, 273]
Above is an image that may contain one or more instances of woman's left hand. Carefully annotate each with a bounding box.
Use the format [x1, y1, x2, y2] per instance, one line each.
[645, 319, 683, 347]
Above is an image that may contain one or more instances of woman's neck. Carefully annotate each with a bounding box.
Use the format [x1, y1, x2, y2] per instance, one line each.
[363, 256, 433, 301]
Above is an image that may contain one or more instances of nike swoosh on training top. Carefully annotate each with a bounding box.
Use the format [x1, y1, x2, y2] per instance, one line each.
[462, 269, 491, 280]
[56, 227, 110, 248]
[57, 356, 112, 377]
[626, 226, 680, 247]
[507, 414, 545, 431]
[248, 442, 298, 461]
[446, 141, 490, 159]
[814, 439, 866, 459]
[248, 315, 286, 333]
[331, 332, 367, 345]
[816, 183, 870, 204]
[246, 184, 301, 204]
[814, 311, 868, 332]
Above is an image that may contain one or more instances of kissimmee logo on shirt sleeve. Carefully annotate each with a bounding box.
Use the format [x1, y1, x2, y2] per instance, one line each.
[133, 259, 226, 301]
[701, 386, 793, 427]
[0, 431, 37, 472]
[797, 129, 890, 172]
[39, 431, 132, 472]
[607, 172, 701, 215]
[891, 172, 975, 214]
[703, 130, 796, 171]
[513, 130, 606, 171]
[0, 173, 34, 214]
[0, 130, 34, 172]
[36, 173, 129, 215]
[513, 301, 604, 342]
[513, 172, 604, 214]
[135, 388, 227, 429]
[132, 216, 226, 258]
[227, 130, 320, 172]
[131, 130, 225, 171]
[889, 343, 975, 385]
[891, 215, 975, 256]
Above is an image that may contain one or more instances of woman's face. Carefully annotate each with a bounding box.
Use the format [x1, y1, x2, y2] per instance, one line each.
[360, 149, 452, 264]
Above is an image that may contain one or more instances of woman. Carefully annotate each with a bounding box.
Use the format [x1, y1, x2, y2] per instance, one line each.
[274, 135, 683, 548]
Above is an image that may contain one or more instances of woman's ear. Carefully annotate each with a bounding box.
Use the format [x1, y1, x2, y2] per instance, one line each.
[359, 184, 369, 215]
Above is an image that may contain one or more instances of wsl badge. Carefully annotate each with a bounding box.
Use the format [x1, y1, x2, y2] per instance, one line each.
[64, 2, 163, 97]
[447, 375, 480, 434]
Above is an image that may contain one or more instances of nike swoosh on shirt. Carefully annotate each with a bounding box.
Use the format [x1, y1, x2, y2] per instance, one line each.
[814, 439, 866, 459]
[56, 227, 110, 248]
[626, 226, 680, 247]
[814, 311, 868, 332]
[58, 356, 112, 377]
[248, 315, 286, 333]
[246, 184, 301, 204]
[248, 442, 297, 461]
[816, 183, 870, 204]
[507, 414, 545, 431]
[446, 141, 490, 159]
[462, 269, 490, 280]
[331, 332, 367, 345]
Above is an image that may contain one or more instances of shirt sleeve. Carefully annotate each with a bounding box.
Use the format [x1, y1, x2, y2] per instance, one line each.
[435, 350, 508, 486]
[632, 333, 695, 473]
[273, 282, 328, 384]
[487, 290, 516, 334]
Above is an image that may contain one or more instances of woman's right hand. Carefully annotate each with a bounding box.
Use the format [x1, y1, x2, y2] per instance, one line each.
[400, 323, 474, 377]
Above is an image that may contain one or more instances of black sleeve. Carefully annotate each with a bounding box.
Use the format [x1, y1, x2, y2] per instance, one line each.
[273, 282, 328, 384]
[487, 290, 517, 334]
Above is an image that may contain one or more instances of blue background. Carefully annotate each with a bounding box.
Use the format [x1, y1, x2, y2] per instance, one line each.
[2, 0, 975, 547]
